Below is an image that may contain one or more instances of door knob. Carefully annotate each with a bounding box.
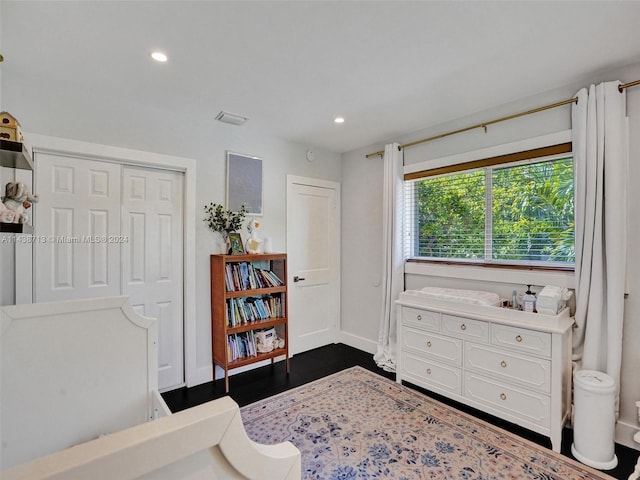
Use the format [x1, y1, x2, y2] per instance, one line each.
[293, 276, 306, 283]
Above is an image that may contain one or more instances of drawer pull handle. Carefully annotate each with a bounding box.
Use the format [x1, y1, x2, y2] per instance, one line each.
[515, 335, 523, 342]
[426, 341, 432, 348]
[426, 368, 432, 375]
[500, 360, 507, 368]
[417, 314, 422, 321]
[460, 324, 467, 331]
[500, 393, 507, 401]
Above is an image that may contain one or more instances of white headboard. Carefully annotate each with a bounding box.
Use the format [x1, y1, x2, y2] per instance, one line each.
[1, 296, 158, 469]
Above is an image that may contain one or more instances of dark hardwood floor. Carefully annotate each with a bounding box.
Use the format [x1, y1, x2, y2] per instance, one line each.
[162, 343, 638, 480]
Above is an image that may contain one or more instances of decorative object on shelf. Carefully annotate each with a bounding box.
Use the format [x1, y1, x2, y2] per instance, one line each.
[245, 217, 263, 254]
[204, 202, 247, 252]
[2, 181, 38, 224]
[226, 152, 263, 215]
[229, 232, 245, 255]
[0, 112, 24, 143]
[255, 327, 276, 353]
[1, 198, 16, 223]
[263, 237, 273, 254]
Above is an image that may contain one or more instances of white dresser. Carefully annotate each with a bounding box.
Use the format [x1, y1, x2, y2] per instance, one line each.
[396, 290, 573, 452]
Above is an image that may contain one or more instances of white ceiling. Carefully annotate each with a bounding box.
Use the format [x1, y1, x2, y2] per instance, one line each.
[2, 1, 640, 154]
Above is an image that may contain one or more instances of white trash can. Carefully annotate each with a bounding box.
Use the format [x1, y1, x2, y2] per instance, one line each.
[571, 370, 618, 470]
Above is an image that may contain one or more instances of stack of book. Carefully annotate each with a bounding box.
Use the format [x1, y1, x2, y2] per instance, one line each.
[224, 262, 284, 292]
[225, 295, 283, 326]
[227, 331, 257, 362]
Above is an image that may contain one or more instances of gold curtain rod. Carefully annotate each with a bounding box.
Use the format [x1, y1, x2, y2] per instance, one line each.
[366, 78, 640, 158]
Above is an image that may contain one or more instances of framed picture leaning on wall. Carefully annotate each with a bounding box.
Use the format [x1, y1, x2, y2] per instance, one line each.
[226, 152, 263, 215]
[229, 232, 245, 255]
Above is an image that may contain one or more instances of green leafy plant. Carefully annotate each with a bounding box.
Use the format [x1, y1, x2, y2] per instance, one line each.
[203, 203, 247, 236]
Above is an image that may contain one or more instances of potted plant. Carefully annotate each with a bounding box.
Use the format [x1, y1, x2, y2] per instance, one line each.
[203, 203, 247, 253]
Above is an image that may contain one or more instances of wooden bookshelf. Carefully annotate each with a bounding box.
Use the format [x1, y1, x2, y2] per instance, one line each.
[210, 253, 289, 392]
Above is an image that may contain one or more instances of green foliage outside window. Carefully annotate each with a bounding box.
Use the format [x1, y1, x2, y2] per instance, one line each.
[416, 171, 485, 259]
[410, 157, 575, 265]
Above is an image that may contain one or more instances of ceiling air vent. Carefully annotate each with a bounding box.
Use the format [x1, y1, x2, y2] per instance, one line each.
[215, 111, 248, 126]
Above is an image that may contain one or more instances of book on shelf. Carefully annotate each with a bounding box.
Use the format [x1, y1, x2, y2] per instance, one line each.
[227, 331, 258, 361]
[239, 262, 250, 290]
[225, 295, 283, 326]
[224, 262, 284, 292]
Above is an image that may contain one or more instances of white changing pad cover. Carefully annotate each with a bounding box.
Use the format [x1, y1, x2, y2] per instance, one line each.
[406, 287, 501, 307]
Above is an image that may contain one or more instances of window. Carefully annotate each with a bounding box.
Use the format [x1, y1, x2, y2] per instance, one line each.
[404, 143, 575, 267]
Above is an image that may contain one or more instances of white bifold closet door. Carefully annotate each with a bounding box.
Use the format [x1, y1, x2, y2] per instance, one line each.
[34, 153, 184, 390]
[121, 166, 183, 391]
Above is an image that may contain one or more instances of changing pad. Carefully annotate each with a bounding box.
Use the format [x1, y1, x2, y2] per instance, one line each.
[408, 286, 501, 307]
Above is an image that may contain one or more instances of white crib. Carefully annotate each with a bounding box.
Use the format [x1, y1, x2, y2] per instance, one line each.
[1, 296, 300, 479]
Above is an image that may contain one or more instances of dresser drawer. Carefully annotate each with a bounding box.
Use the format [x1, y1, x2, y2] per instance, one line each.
[401, 351, 462, 395]
[464, 372, 550, 429]
[402, 326, 462, 365]
[464, 343, 551, 393]
[442, 314, 489, 343]
[402, 307, 440, 331]
[491, 324, 551, 357]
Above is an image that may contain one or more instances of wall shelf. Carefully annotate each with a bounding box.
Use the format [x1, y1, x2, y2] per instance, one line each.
[1, 140, 34, 234]
[0, 140, 33, 170]
[0, 223, 34, 234]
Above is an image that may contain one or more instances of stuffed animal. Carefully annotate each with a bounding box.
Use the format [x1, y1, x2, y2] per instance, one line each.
[0, 199, 16, 223]
[2, 181, 38, 223]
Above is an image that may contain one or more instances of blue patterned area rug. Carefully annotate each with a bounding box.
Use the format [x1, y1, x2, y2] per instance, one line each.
[241, 366, 614, 480]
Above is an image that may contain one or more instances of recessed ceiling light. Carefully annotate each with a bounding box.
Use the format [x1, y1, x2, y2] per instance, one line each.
[334, 117, 345, 124]
[151, 51, 168, 62]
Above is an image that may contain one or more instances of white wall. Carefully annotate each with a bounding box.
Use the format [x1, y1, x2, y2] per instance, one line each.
[341, 61, 640, 447]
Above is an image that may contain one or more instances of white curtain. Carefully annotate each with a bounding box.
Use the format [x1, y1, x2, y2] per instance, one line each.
[374, 143, 405, 372]
[572, 81, 628, 405]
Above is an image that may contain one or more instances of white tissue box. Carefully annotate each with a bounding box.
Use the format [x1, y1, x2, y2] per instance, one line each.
[536, 285, 572, 315]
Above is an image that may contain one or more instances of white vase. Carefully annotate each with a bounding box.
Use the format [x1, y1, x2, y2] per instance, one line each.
[263, 237, 273, 254]
[214, 231, 230, 254]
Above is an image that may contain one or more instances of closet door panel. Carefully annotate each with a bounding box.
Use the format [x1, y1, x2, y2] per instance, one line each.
[34, 153, 121, 302]
[122, 166, 184, 390]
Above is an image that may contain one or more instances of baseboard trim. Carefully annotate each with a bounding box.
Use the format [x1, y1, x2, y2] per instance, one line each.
[616, 419, 640, 449]
[187, 365, 214, 388]
[338, 331, 377, 355]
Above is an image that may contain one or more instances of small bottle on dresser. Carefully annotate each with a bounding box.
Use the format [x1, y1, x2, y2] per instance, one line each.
[522, 285, 537, 312]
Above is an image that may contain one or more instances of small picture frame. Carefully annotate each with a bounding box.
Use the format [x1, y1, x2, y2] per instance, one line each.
[229, 232, 245, 255]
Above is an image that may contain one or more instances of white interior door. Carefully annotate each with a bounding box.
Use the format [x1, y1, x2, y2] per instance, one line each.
[122, 166, 184, 390]
[34, 153, 121, 302]
[286, 176, 340, 355]
[34, 152, 185, 391]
